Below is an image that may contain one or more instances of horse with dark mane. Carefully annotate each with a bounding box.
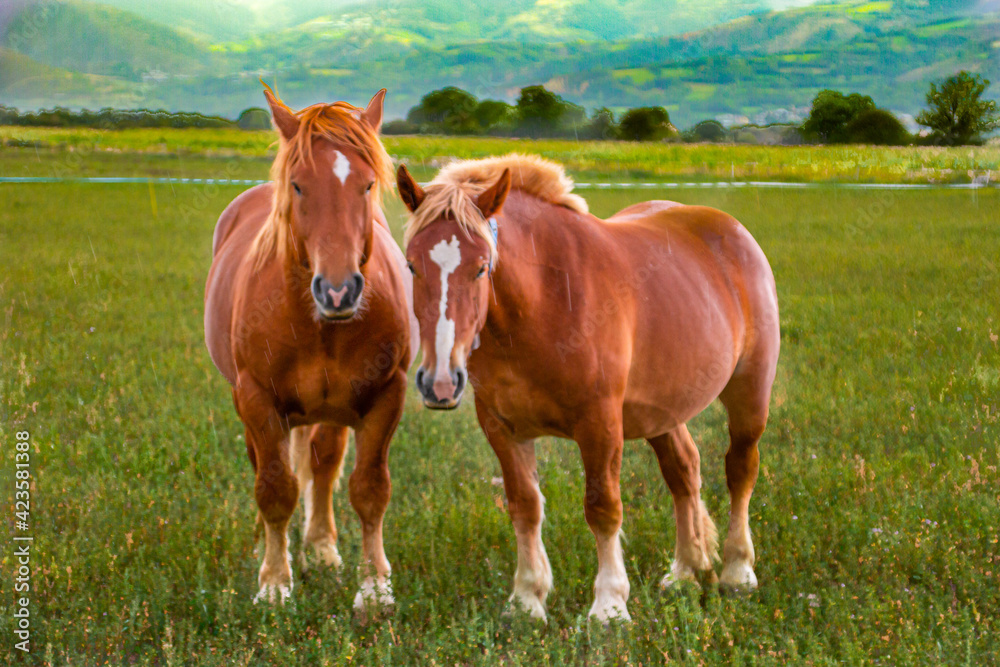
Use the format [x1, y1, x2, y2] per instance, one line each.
[398, 154, 779, 622]
[205, 84, 416, 610]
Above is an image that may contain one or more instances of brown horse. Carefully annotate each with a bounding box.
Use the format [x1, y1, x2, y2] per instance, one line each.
[205, 84, 416, 609]
[398, 154, 779, 622]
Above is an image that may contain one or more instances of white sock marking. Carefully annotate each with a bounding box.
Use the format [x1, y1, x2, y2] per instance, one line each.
[333, 150, 351, 185]
[429, 236, 462, 385]
[590, 529, 631, 622]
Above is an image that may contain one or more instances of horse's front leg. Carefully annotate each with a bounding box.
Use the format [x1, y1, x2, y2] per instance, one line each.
[236, 379, 298, 604]
[576, 416, 630, 623]
[476, 399, 552, 620]
[349, 369, 406, 616]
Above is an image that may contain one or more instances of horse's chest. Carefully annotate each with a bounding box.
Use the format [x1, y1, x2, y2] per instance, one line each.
[267, 331, 401, 425]
[471, 357, 577, 439]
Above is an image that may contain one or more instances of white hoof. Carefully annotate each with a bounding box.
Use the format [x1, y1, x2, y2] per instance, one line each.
[353, 577, 395, 613]
[660, 559, 699, 589]
[253, 582, 292, 605]
[719, 560, 758, 591]
[298, 540, 342, 572]
[588, 598, 631, 624]
[505, 591, 548, 621]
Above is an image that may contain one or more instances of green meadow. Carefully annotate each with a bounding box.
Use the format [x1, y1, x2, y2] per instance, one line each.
[0, 143, 998, 665]
[2, 127, 999, 184]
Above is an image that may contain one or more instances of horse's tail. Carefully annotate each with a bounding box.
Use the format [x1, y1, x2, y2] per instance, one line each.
[290, 426, 314, 494]
[701, 498, 720, 565]
[290, 425, 347, 494]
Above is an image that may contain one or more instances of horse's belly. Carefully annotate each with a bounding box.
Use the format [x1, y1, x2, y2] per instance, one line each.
[622, 316, 739, 439]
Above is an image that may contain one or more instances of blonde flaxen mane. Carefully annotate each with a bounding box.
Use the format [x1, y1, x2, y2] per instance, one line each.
[250, 87, 393, 268]
[403, 154, 589, 256]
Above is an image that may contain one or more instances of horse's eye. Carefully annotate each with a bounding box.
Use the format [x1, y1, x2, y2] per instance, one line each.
[365, 182, 374, 194]
[476, 264, 488, 278]
[292, 182, 302, 196]
[407, 261, 416, 275]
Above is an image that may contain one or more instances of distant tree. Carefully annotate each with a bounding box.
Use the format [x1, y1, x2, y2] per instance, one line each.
[407, 87, 480, 134]
[562, 101, 587, 133]
[801, 90, 876, 143]
[619, 106, 673, 141]
[237, 107, 271, 130]
[381, 119, 420, 135]
[0, 106, 18, 125]
[916, 71, 999, 145]
[581, 107, 618, 140]
[0, 106, 232, 129]
[845, 109, 910, 145]
[516, 85, 575, 137]
[474, 99, 515, 134]
[685, 119, 727, 142]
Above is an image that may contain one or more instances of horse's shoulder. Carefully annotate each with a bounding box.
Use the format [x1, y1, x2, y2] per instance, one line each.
[212, 183, 274, 256]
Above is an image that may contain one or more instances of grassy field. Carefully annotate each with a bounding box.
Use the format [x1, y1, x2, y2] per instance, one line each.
[1, 149, 999, 665]
[3, 126, 1000, 184]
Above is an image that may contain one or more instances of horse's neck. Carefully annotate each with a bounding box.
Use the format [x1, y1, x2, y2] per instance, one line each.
[486, 193, 599, 327]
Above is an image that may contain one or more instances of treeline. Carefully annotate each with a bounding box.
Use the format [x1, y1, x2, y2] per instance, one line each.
[0, 106, 236, 129]
[802, 71, 997, 146]
[2, 72, 994, 145]
[383, 85, 678, 141]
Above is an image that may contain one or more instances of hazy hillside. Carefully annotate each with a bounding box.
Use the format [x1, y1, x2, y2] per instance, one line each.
[0, 1, 214, 79]
[0, 0, 998, 128]
[0, 46, 142, 108]
[68, 0, 365, 40]
[70, 0, 821, 42]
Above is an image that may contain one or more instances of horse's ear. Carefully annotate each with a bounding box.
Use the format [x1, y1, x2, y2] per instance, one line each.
[262, 83, 298, 141]
[363, 89, 386, 133]
[477, 168, 511, 218]
[397, 164, 425, 212]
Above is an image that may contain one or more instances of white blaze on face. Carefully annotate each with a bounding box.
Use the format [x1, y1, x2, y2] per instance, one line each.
[333, 150, 351, 185]
[429, 236, 462, 386]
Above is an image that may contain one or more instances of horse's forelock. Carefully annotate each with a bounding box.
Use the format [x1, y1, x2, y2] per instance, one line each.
[250, 100, 393, 269]
[403, 181, 497, 261]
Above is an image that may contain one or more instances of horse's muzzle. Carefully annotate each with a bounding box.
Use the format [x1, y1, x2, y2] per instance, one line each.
[415, 365, 466, 409]
[312, 272, 364, 320]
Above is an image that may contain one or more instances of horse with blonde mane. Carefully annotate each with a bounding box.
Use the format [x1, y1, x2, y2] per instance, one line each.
[205, 84, 417, 610]
[398, 154, 780, 622]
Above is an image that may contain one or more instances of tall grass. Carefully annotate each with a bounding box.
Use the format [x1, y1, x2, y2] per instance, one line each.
[2, 126, 999, 183]
[0, 166, 997, 664]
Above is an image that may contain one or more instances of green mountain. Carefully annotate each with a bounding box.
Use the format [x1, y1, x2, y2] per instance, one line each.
[1, 0, 998, 128]
[0, 46, 141, 108]
[0, 1, 215, 79]
[71, 0, 820, 42]
[68, 0, 365, 41]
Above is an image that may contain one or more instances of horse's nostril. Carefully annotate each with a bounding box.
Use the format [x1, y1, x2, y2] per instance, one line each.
[311, 274, 325, 300]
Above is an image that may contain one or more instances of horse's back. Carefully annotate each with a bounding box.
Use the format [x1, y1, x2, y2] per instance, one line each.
[610, 200, 775, 294]
[205, 184, 273, 385]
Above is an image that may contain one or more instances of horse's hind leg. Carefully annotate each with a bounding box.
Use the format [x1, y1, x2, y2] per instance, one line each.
[648, 425, 719, 589]
[293, 424, 349, 571]
[718, 358, 776, 591]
